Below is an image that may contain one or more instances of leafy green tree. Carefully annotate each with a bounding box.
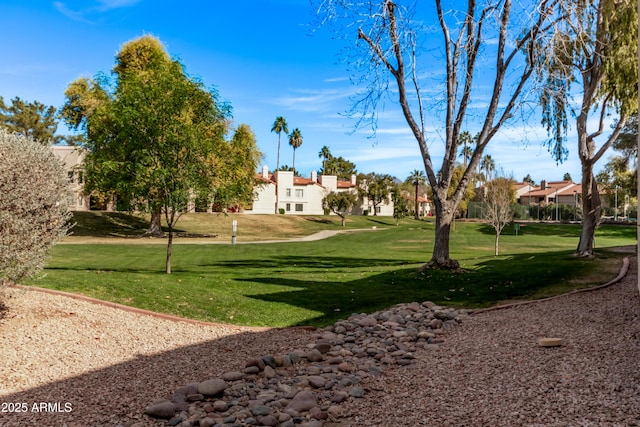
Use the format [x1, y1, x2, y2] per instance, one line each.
[61, 35, 236, 274]
[359, 172, 394, 216]
[211, 124, 263, 211]
[448, 165, 476, 218]
[0, 96, 62, 144]
[323, 191, 357, 226]
[271, 116, 288, 214]
[563, 172, 572, 181]
[315, 0, 559, 269]
[0, 129, 72, 287]
[61, 35, 174, 236]
[534, 0, 638, 256]
[321, 155, 357, 180]
[288, 128, 303, 174]
[406, 169, 427, 220]
[522, 174, 536, 186]
[391, 187, 409, 225]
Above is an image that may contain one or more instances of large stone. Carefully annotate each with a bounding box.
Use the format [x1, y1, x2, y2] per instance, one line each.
[307, 375, 326, 389]
[198, 379, 227, 396]
[261, 355, 277, 369]
[246, 357, 266, 371]
[306, 349, 324, 362]
[251, 405, 272, 416]
[222, 371, 244, 381]
[144, 400, 176, 419]
[285, 390, 317, 413]
[263, 365, 276, 379]
[258, 415, 278, 426]
[349, 386, 365, 398]
[356, 316, 378, 327]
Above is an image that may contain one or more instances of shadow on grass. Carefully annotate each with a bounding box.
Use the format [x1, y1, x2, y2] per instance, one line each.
[476, 222, 583, 238]
[204, 255, 415, 271]
[241, 249, 606, 326]
[69, 211, 189, 237]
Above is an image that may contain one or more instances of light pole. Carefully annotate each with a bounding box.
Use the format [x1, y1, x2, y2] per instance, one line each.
[573, 190, 578, 222]
[555, 188, 559, 221]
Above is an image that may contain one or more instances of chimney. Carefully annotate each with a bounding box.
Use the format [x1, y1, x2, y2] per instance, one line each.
[351, 174, 356, 186]
[311, 170, 317, 182]
[540, 180, 547, 190]
[262, 165, 269, 180]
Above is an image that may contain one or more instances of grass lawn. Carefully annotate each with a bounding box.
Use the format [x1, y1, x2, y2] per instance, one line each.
[26, 212, 637, 327]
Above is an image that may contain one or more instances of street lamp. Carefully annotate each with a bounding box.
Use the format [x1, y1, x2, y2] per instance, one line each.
[573, 190, 578, 222]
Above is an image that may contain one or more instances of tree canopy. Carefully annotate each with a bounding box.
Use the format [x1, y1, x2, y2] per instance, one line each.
[0, 96, 62, 144]
[60, 35, 260, 273]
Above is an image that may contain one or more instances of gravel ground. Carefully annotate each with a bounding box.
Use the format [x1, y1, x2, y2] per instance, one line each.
[0, 256, 638, 427]
[340, 256, 640, 427]
[0, 287, 313, 426]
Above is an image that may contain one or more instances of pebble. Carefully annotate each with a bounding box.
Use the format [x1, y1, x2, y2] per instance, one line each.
[146, 301, 469, 426]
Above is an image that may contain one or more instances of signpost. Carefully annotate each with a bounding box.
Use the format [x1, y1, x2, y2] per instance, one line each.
[232, 220, 237, 245]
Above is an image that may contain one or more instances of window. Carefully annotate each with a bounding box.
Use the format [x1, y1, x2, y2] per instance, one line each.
[295, 189, 304, 198]
[376, 206, 381, 214]
[295, 204, 303, 212]
[77, 171, 83, 184]
[67, 171, 74, 183]
[286, 188, 292, 197]
[286, 203, 291, 212]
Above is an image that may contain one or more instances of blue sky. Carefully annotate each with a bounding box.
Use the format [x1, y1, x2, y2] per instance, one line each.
[0, 0, 602, 184]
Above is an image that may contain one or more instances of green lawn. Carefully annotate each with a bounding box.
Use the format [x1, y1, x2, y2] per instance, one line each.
[26, 213, 637, 327]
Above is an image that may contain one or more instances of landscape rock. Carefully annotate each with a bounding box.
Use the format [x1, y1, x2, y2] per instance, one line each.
[197, 379, 227, 396]
[285, 391, 317, 413]
[147, 300, 468, 426]
[144, 400, 176, 419]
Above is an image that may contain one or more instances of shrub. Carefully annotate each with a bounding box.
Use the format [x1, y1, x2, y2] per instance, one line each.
[0, 130, 72, 286]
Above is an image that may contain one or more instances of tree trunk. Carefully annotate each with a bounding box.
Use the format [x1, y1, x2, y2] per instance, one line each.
[275, 137, 281, 214]
[575, 163, 600, 257]
[145, 207, 163, 237]
[414, 181, 419, 220]
[495, 233, 500, 256]
[165, 225, 173, 274]
[340, 215, 345, 227]
[421, 198, 460, 270]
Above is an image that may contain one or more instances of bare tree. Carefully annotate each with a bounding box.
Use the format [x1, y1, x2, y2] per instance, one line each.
[0, 129, 72, 287]
[314, 0, 560, 269]
[482, 174, 516, 256]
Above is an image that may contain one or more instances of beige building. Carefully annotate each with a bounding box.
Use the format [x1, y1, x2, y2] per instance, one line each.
[52, 145, 90, 211]
[248, 166, 395, 216]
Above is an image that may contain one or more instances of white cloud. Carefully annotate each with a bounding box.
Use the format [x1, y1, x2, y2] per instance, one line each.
[53, 0, 140, 22]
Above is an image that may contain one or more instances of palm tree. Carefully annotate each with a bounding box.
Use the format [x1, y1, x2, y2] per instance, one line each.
[407, 169, 427, 220]
[459, 131, 473, 167]
[318, 145, 331, 174]
[480, 154, 495, 182]
[271, 116, 288, 214]
[288, 128, 303, 174]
